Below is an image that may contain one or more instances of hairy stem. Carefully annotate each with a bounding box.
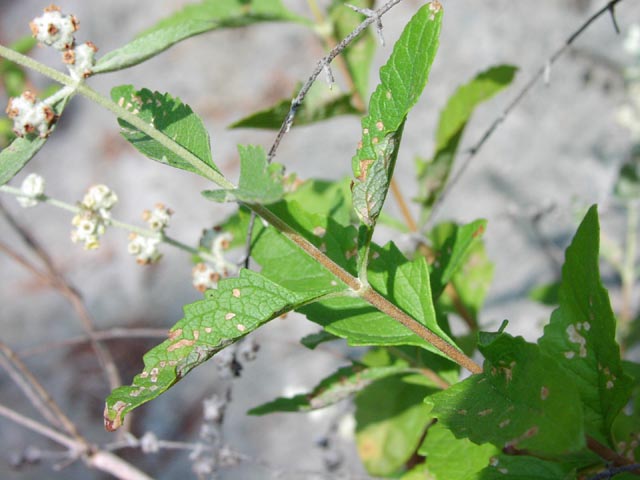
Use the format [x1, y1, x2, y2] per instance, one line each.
[0, 185, 223, 266]
[251, 203, 482, 374]
[0, 44, 232, 189]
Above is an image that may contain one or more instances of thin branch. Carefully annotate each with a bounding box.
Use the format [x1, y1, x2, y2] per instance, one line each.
[244, 0, 406, 267]
[589, 464, 640, 480]
[428, 0, 625, 224]
[0, 403, 154, 480]
[266, 0, 406, 163]
[0, 341, 84, 444]
[586, 435, 640, 474]
[0, 403, 80, 452]
[19, 328, 169, 357]
[0, 204, 122, 393]
[390, 178, 418, 232]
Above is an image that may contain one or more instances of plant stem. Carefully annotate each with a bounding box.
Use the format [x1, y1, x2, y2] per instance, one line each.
[0, 32, 480, 374]
[0, 403, 154, 480]
[0, 185, 221, 265]
[251, 203, 483, 374]
[0, 44, 233, 189]
[390, 178, 418, 232]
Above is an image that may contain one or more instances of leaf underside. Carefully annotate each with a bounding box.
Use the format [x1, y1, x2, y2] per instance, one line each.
[94, 0, 307, 74]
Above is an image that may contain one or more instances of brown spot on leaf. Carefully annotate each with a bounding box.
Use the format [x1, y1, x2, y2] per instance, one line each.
[168, 328, 182, 340]
[167, 338, 195, 352]
[357, 159, 374, 182]
[472, 224, 485, 238]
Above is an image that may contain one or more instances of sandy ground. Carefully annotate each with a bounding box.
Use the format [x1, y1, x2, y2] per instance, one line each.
[1, 0, 639, 478]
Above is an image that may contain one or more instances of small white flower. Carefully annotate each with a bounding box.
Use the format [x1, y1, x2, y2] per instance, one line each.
[63, 41, 98, 80]
[29, 5, 78, 51]
[70, 184, 117, 250]
[71, 210, 105, 250]
[192, 232, 237, 293]
[192, 263, 221, 292]
[17, 173, 45, 208]
[142, 203, 173, 232]
[127, 233, 162, 265]
[5, 91, 57, 138]
[211, 232, 233, 266]
[81, 184, 118, 217]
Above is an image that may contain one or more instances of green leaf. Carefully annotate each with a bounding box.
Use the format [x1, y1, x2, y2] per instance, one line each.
[356, 374, 434, 476]
[352, 127, 403, 227]
[0, 98, 68, 186]
[299, 240, 460, 357]
[248, 363, 412, 415]
[221, 199, 459, 356]
[351, 4, 442, 227]
[529, 282, 561, 306]
[230, 82, 359, 129]
[328, 0, 376, 103]
[111, 85, 219, 177]
[476, 455, 576, 480]
[415, 65, 517, 222]
[443, 238, 493, 327]
[94, 0, 308, 74]
[104, 269, 334, 430]
[539, 205, 633, 443]
[418, 422, 499, 480]
[202, 145, 283, 204]
[614, 149, 640, 200]
[426, 332, 586, 459]
[362, 346, 459, 390]
[286, 177, 353, 227]
[428, 219, 488, 299]
[300, 330, 340, 349]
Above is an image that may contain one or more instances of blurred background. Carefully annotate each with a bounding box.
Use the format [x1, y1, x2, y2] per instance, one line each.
[1, 0, 639, 478]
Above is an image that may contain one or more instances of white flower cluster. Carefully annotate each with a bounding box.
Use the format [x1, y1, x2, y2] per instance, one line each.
[127, 234, 162, 265]
[29, 5, 78, 50]
[192, 232, 235, 292]
[70, 184, 118, 250]
[143, 203, 173, 232]
[6, 6, 98, 137]
[17, 173, 46, 208]
[63, 41, 98, 80]
[5, 91, 57, 138]
[29, 5, 97, 80]
[126, 204, 173, 265]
